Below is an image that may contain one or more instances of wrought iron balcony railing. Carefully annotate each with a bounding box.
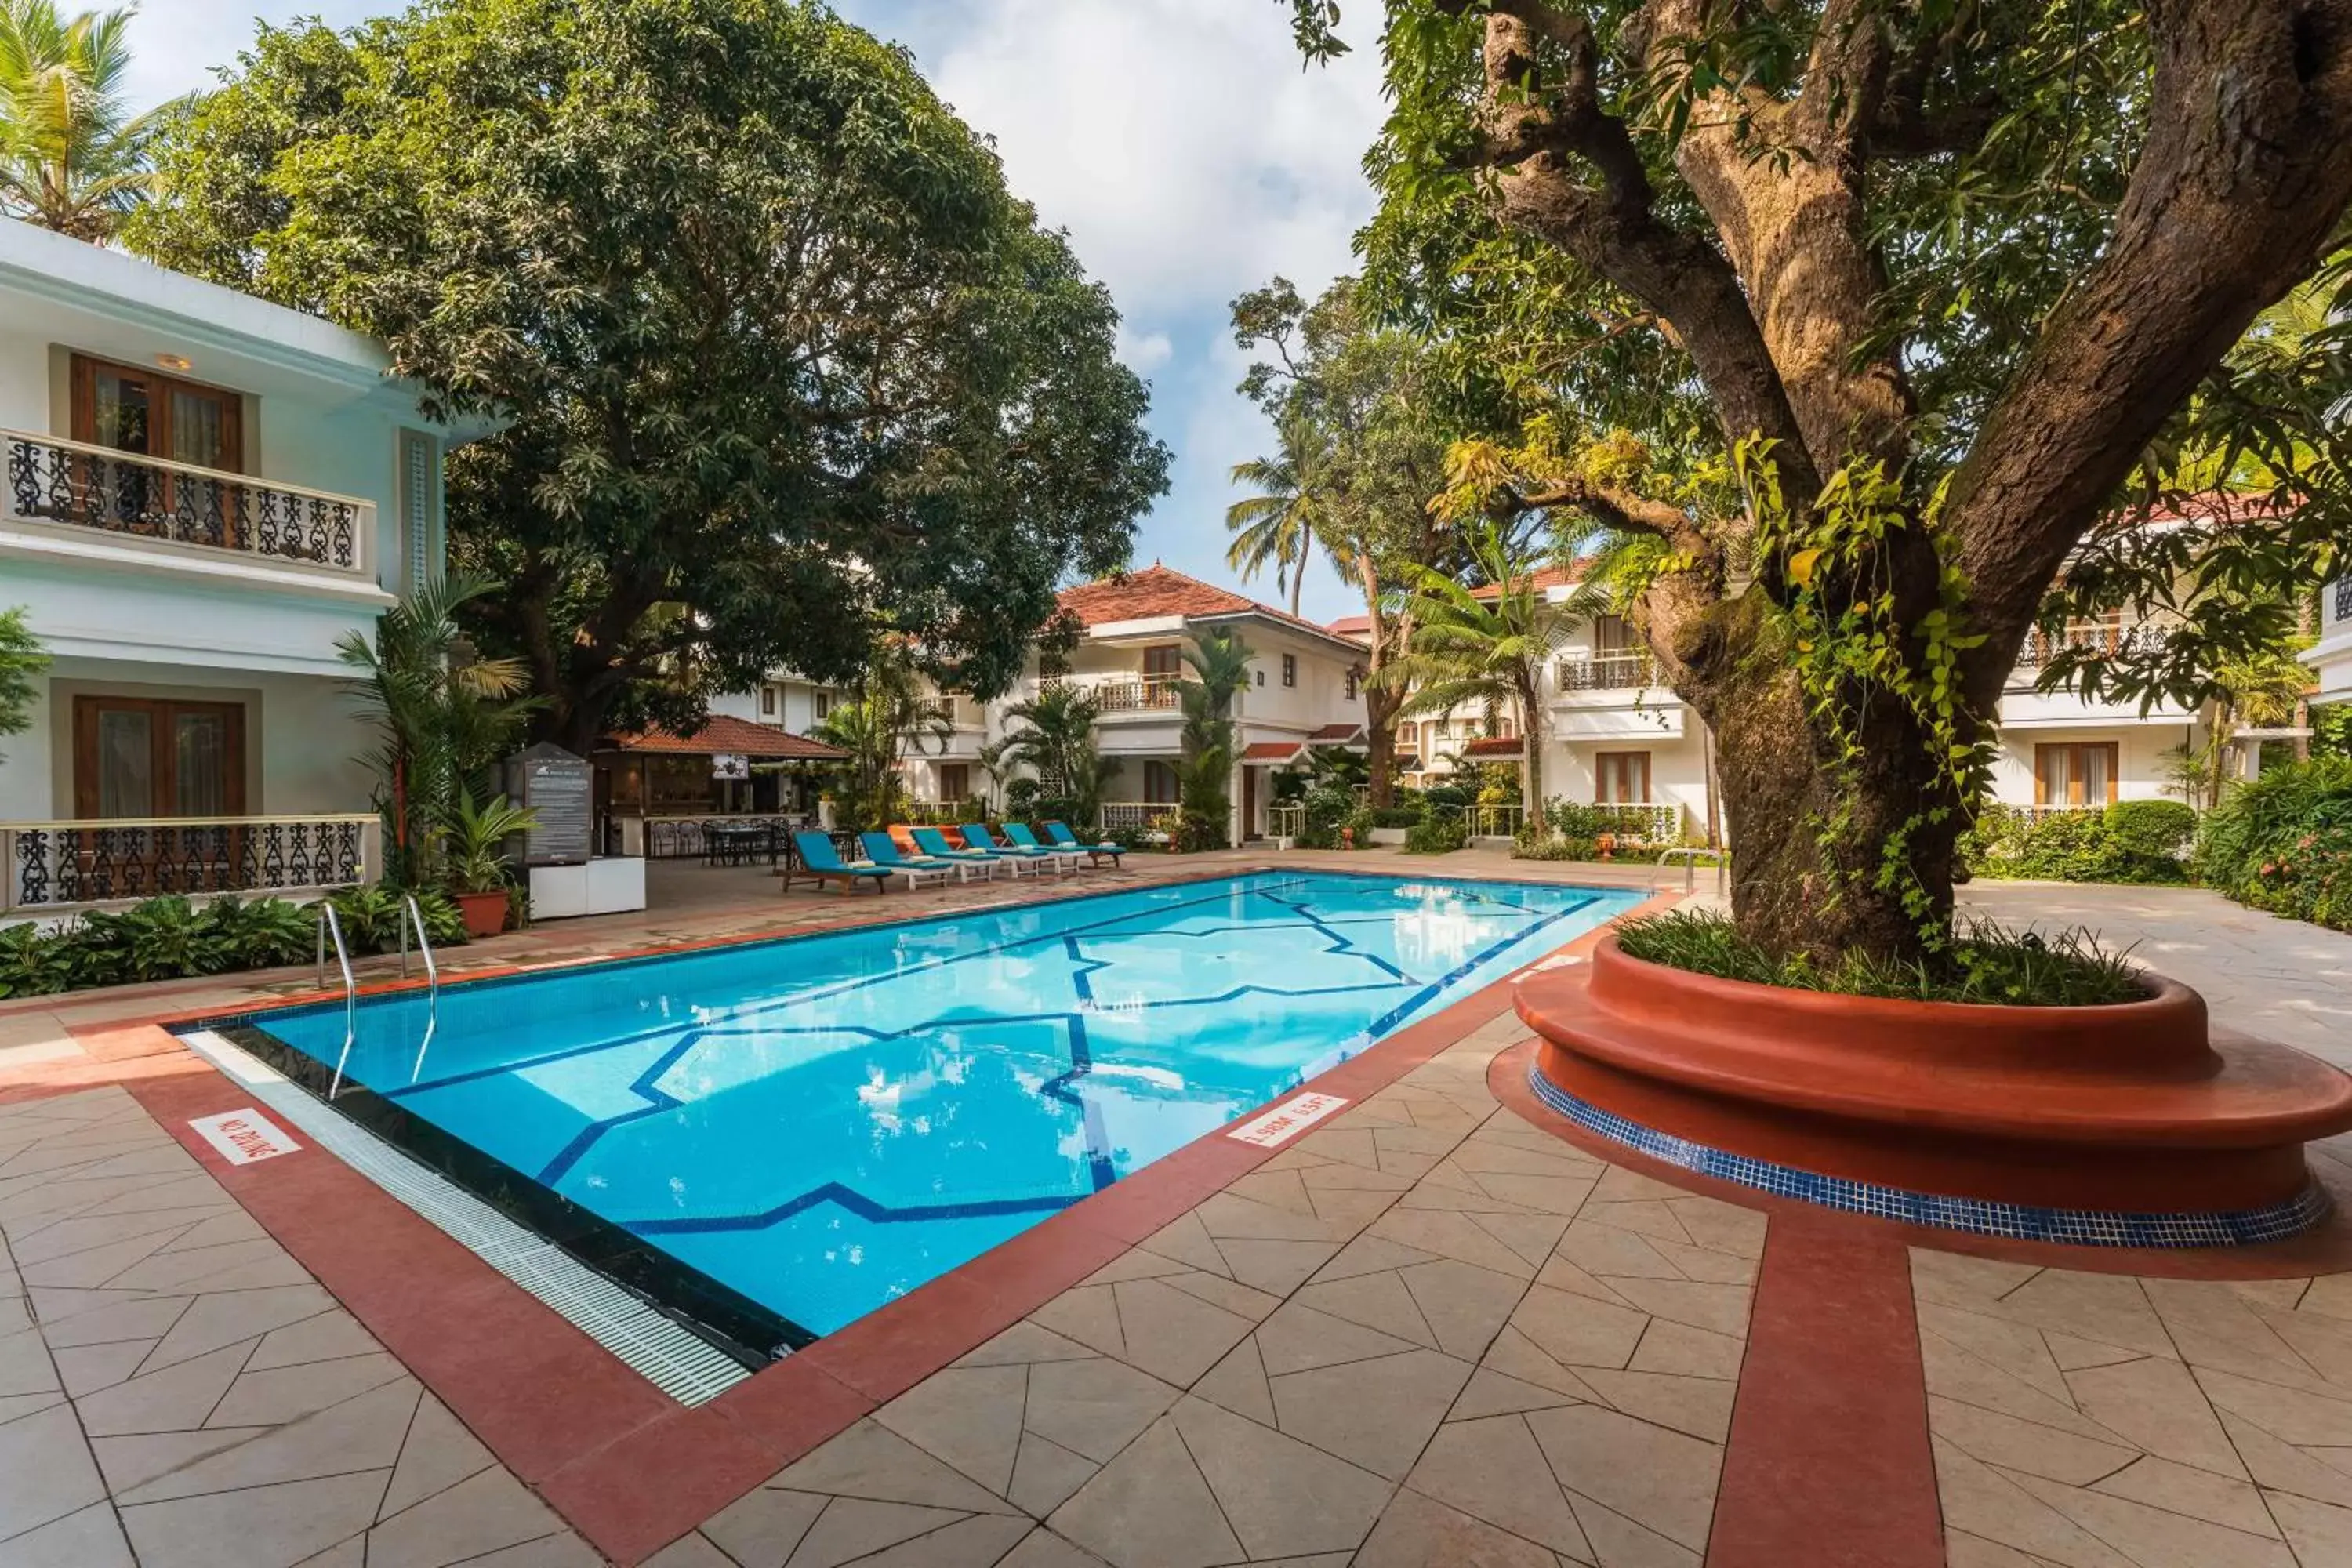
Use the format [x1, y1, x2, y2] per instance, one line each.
[1554, 652, 1660, 691]
[3, 430, 372, 575]
[2335, 575, 2352, 628]
[2013, 622, 2169, 669]
[1044, 676, 1181, 713]
[2, 815, 376, 912]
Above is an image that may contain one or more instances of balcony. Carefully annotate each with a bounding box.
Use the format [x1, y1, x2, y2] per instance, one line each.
[1047, 675, 1181, 713]
[2, 814, 376, 912]
[3, 430, 372, 577]
[2013, 621, 2169, 670]
[1555, 652, 1659, 692]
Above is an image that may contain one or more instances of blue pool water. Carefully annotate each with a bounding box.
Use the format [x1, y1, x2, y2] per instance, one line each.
[239, 872, 1631, 1341]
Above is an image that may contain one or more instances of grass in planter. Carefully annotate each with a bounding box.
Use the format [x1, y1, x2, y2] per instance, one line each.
[1613, 910, 2144, 1007]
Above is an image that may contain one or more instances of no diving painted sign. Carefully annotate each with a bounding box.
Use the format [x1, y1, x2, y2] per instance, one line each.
[1227, 1092, 1348, 1148]
[189, 1108, 300, 1167]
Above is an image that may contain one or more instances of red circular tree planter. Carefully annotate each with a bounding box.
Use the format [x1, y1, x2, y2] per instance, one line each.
[1516, 935, 2352, 1234]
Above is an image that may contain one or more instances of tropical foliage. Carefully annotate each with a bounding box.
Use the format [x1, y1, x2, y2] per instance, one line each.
[0, 0, 182, 241]
[811, 645, 953, 833]
[0, 891, 467, 1000]
[1274, 0, 2352, 971]
[336, 576, 535, 888]
[1378, 521, 1591, 815]
[1962, 801, 2198, 887]
[2195, 758, 2352, 931]
[1174, 630, 1254, 852]
[997, 683, 1112, 829]
[129, 0, 1168, 754]
[1225, 408, 1332, 619]
[0, 607, 45, 759]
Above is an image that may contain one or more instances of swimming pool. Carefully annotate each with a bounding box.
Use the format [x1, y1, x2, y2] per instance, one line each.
[218, 871, 1632, 1355]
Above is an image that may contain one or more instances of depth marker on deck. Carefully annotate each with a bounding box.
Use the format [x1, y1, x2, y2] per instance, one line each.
[1228, 1092, 1349, 1147]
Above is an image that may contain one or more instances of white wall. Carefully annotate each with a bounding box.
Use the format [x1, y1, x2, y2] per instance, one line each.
[1984, 721, 2200, 809]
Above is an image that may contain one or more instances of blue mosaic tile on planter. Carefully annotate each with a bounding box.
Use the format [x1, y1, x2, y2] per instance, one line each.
[1526, 1063, 2329, 1248]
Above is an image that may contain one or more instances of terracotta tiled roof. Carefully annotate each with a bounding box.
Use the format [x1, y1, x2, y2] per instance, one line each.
[2115, 490, 2292, 528]
[1470, 562, 1586, 601]
[1240, 741, 1305, 763]
[1058, 564, 1363, 649]
[1326, 615, 1373, 639]
[1461, 735, 1526, 758]
[603, 716, 845, 760]
[1308, 724, 1365, 745]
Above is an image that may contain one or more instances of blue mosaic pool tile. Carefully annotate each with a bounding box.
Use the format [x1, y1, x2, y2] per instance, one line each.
[1526, 1063, 2330, 1248]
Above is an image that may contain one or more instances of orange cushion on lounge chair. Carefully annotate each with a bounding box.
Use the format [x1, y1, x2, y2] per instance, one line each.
[938, 826, 968, 848]
[889, 825, 923, 856]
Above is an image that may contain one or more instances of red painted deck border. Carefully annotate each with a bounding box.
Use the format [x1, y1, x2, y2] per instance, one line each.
[84, 875, 1675, 1563]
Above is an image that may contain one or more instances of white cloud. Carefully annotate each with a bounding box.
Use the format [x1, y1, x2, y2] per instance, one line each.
[1115, 325, 1174, 374]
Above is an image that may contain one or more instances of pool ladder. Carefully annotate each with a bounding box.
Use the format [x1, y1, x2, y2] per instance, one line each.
[1650, 847, 1729, 898]
[314, 895, 440, 1100]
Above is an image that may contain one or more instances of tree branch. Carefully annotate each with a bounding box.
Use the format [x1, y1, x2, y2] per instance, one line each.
[1946, 0, 2352, 710]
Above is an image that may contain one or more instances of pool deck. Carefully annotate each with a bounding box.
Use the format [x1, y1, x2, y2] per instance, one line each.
[1, 851, 2350, 1566]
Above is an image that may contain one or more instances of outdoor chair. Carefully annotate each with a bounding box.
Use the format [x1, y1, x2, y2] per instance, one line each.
[1044, 821, 1126, 868]
[786, 831, 892, 895]
[1001, 822, 1089, 871]
[861, 832, 965, 889]
[961, 822, 1064, 875]
[910, 826, 1001, 876]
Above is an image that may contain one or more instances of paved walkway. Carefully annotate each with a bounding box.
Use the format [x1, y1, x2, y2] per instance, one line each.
[0, 862, 2347, 1566]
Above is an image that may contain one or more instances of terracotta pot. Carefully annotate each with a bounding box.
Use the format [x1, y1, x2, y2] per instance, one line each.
[1516, 935, 2352, 1218]
[452, 889, 508, 939]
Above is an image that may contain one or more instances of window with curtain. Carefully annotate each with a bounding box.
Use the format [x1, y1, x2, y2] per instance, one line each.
[1595, 751, 1652, 804]
[2034, 742, 2120, 806]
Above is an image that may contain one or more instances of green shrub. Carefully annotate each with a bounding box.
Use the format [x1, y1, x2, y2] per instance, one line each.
[2101, 798, 2198, 858]
[2194, 758, 2352, 932]
[1368, 804, 1425, 828]
[1614, 909, 2144, 1007]
[1962, 802, 2189, 885]
[1403, 816, 1468, 854]
[0, 922, 74, 998]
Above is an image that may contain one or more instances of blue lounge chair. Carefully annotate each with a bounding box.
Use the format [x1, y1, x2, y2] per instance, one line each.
[787, 831, 892, 895]
[1045, 821, 1126, 868]
[911, 826, 1002, 877]
[1002, 822, 1087, 871]
[861, 832, 964, 888]
[962, 822, 1062, 876]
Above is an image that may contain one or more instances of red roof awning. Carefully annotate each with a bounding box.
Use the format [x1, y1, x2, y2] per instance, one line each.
[1240, 741, 1304, 764]
[1461, 735, 1525, 759]
[1308, 724, 1367, 749]
[601, 715, 846, 760]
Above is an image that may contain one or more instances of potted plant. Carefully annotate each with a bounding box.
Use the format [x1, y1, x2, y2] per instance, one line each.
[441, 790, 539, 938]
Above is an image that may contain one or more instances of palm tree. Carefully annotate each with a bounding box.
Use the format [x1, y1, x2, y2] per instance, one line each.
[999, 682, 1111, 824]
[1171, 629, 1254, 848]
[1378, 521, 1595, 822]
[811, 644, 953, 830]
[336, 575, 536, 887]
[1225, 408, 1331, 619]
[0, 1, 183, 242]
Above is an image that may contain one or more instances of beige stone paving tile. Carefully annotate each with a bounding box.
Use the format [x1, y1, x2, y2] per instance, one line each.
[1933, 1440, 2137, 1568]
[1007, 1430, 1100, 1518]
[1223, 1168, 1319, 1218]
[1533, 1256, 1643, 1312]
[1591, 1277, 1751, 1340]
[1308, 1232, 1439, 1283]
[1571, 1200, 1692, 1248]
[1353, 1486, 1568, 1567]
[2196, 1367, 2352, 1448]
[877, 1363, 1028, 1496]
[2144, 1279, 2339, 1392]
[2256, 1304, 2352, 1392]
[1193, 1337, 1277, 1426]
[2008, 1468, 2299, 1567]
[366, 1465, 575, 1568]
[1400, 1257, 1532, 1362]
[1478, 1325, 1609, 1404]
[2087, 1454, 2280, 1537]
[1292, 1265, 1439, 1349]
[53, 1340, 151, 1397]
[843, 1512, 1035, 1565]
[1625, 1318, 1744, 1382]
[248, 1309, 383, 1373]
[2219, 1411, 2352, 1508]
[1294, 1160, 1417, 1196]
[1508, 1283, 1649, 1372]
[1254, 1299, 1421, 1377]
[125, 1377, 421, 1504]
[2302, 1275, 2352, 1323]
[6, 1207, 218, 1267]
[207, 1348, 409, 1428]
[2046, 1333, 2152, 1374]
[1526, 1403, 1721, 1554]
[1192, 1189, 1361, 1247]
[1945, 1529, 2075, 1567]
[1911, 1250, 2048, 1308]
[766, 1419, 1026, 1515]
[118, 1470, 385, 1568]
[778, 1496, 975, 1567]
[1567, 1487, 1702, 1567]
[1555, 1221, 1685, 1283]
[0, 1399, 106, 1546]
[1368, 1204, 1546, 1280]
[143, 1283, 338, 1372]
[1266, 1346, 1475, 1479]
[2267, 1490, 2352, 1566]
[2066, 1357, 2251, 1479]
[698, 1485, 826, 1565]
[72, 1338, 253, 1437]
[0, 1327, 57, 1400]
[122, 1244, 312, 1296]
[0, 1500, 135, 1567]
[1922, 1302, 2083, 1404]
[1980, 1272, 2180, 1360]
[1922, 1330, 2136, 1442]
[1406, 1414, 1592, 1559]
[1170, 1396, 1392, 1561]
[996, 1529, 1114, 1568]
[451, 1533, 605, 1566]
[1207, 1236, 1340, 1298]
[1026, 1274, 1259, 1388]
[35, 1291, 189, 1350]
[1045, 1417, 1244, 1568]
[1573, 1369, 1737, 1444]
[1156, 1268, 1283, 1322]
[1661, 1198, 1766, 1261]
[955, 1322, 1098, 1368]
[91, 1425, 273, 1497]
[1928, 1396, 2139, 1486]
[1450, 1367, 1583, 1421]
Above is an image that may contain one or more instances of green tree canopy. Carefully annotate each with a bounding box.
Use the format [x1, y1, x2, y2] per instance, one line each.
[131, 0, 1170, 754]
[1277, 0, 2352, 964]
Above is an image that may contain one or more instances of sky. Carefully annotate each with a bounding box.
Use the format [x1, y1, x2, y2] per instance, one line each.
[123, 0, 1392, 623]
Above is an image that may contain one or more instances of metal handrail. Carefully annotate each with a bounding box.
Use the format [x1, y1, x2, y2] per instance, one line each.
[0, 427, 376, 511]
[317, 902, 359, 1100]
[1650, 846, 1728, 897]
[398, 895, 441, 1084]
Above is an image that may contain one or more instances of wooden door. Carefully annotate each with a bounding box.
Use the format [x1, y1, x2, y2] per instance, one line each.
[70, 697, 247, 895]
[1242, 765, 1258, 838]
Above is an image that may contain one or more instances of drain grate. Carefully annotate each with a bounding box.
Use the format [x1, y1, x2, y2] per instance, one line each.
[179, 1029, 752, 1406]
